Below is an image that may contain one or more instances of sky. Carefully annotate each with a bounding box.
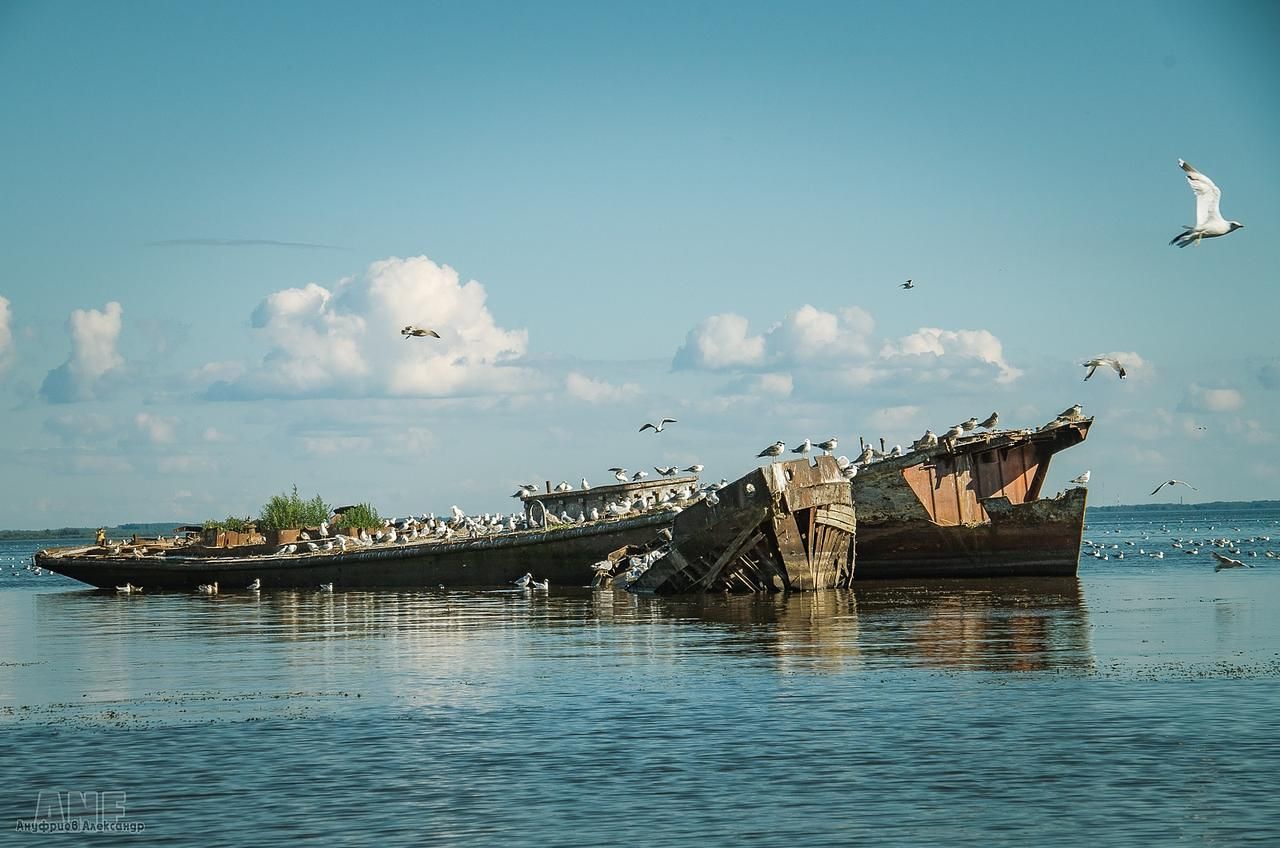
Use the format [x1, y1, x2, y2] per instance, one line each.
[0, 0, 1277, 528]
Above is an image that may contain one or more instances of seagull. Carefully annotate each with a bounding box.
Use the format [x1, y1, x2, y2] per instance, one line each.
[978, 412, 999, 430]
[513, 572, 532, 589]
[959, 417, 978, 433]
[115, 583, 141, 593]
[612, 468, 629, 483]
[1170, 159, 1243, 248]
[757, 441, 785, 458]
[319, 582, 334, 592]
[682, 464, 704, 473]
[581, 477, 591, 490]
[632, 470, 648, 481]
[1082, 356, 1126, 381]
[912, 429, 938, 451]
[196, 582, 218, 594]
[639, 418, 677, 433]
[1212, 552, 1253, 572]
[816, 437, 838, 455]
[401, 325, 441, 339]
[1070, 470, 1091, 485]
[1057, 404, 1084, 421]
[856, 445, 875, 465]
[1151, 479, 1198, 496]
[900, 279, 915, 289]
[247, 578, 261, 591]
[531, 578, 550, 590]
[791, 438, 812, 458]
[655, 466, 678, 477]
[941, 424, 964, 446]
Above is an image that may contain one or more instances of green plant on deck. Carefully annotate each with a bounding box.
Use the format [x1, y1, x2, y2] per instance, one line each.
[258, 485, 330, 531]
[334, 502, 381, 530]
[203, 516, 252, 532]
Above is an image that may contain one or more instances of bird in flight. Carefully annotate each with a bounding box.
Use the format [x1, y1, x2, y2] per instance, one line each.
[1170, 159, 1244, 248]
[1070, 470, 1091, 485]
[401, 325, 440, 339]
[1082, 356, 1126, 380]
[757, 441, 785, 458]
[639, 418, 677, 433]
[1212, 552, 1253, 572]
[1150, 479, 1197, 496]
[900, 279, 915, 289]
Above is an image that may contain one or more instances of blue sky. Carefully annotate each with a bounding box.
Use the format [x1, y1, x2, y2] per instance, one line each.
[1, 0, 1277, 527]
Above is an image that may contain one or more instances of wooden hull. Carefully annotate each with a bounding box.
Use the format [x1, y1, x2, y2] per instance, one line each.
[850, 420, 1091, 579]
[852, 488, 1087, 579]
[34, 512, 674, 591]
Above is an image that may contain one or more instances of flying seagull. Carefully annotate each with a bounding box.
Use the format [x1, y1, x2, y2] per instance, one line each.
[639, 418, 677, 433]
[1150, 479, 1197, 496]
[757, 441, 785, 458]
[1070, 470, 1091, 485]
[1082, 356, 1126, 380]
[1212, 552, 1253, 572]
[1170, 160, 1243, 248]
[900, 279, 915, 289]
[401, 325, 441, 339]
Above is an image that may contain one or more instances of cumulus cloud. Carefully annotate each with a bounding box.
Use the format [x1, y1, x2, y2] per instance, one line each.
[43, 412, 115, 446]
[673, 304, 1020, 391]
[672, 313, 766, 371]
[39, 302, 125, 403]
[869, 405, 922, 431]
[0, 295, 13, 374]
[208, 256, 532, 399]
[565, 372, 640, 404]
[1178, 385, 1244, 413]
[880, 328, 1022, 384]
[134, 413, 177, 444]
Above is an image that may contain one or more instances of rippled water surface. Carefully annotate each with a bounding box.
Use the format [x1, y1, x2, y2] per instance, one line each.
[3, 507, 1279, 845]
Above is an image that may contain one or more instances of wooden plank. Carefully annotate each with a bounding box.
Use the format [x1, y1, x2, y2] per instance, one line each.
[696, 525, 765, 590]
[783, 482, 853, 513]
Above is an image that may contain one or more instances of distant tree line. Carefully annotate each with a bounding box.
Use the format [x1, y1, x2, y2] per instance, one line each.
[1089, 500, 1280, 514]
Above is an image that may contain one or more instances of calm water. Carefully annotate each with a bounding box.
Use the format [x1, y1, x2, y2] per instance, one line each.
[3, 507, 1279, 845]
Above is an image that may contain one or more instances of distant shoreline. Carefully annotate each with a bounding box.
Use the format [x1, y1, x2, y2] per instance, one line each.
[1087, 500, 1280, 513]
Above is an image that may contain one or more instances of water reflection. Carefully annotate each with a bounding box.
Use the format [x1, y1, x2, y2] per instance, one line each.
[28, 577, 1092, 676]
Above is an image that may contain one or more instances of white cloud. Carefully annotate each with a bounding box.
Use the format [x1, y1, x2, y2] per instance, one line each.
[672, 313, 766, 370]
[1179, 385, 1244, 413]
[880, 327, 1022, 384]
[203, 427, 234, 443]
[134, 413, 177, 444]
[43, 412, 115, 445]
[753, 373, 794, 397]
[869, 405, 922, 431]
[39, 301, 125, 403]
[565, 372, 641, 404]
[209, 256, 532, 399]
[0, 295, 13, 374]
[764, 305, 875, 363]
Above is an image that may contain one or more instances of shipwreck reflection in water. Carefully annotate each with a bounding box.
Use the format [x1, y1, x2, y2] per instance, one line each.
[30, 576, 1092, 678]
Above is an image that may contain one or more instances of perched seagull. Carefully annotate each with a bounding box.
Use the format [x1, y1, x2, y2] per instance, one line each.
[655, 466, 679, 477]
[581, 477, 591, 490]
[1212, 552, 1253, 572]
[792, 438, 812, 458]
[1082, 356, 1126, 381]
[611, 468, 629, 483]
[632, 470, 648, 481]
[1151, 479, 1198, 496]
[959, 417, 979, 433]
[1170, 159, 1244, 248]
[247, 578, 261, 591]
[1071, 470, 1091, 485]
[757, 441, 786, 458]
[978, 412, 999, 430]
[856, 445, 875, 465]
[554, 480, 572, 492]
[319, 582, 334, 592]
[912, 429, 939, 451]
[682, 464, 704, 473]
[816, 437, 838, 455]
[900, 279, 915, 289]
[941, 424, 964, 446]
[639, 418, 677, 433]
[513, 572, 533, 589]
[1058, 404, 1084, 421]
[401, 325, 441, 339]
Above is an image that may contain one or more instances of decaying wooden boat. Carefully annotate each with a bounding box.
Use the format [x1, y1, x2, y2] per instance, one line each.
[850, 418, 1091, 578]
[605, 455, 855, 593]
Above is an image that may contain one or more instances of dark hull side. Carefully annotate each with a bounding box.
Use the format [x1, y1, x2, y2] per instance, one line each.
[853, 488, 1087, 580]
[35, 512, 674, 591]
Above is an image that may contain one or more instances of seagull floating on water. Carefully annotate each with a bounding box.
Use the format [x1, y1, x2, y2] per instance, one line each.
[247, 578, 261, 591]
[513, 572, 532, 589]
[1170, 159, 1243, 248]
[196, 582, 218, 594]
[401, 325, 441, 339]
[115, 583, 141, 593]
[639, 418, 677, 433]
[1082, 356, 1126, 381]
[319, 582, 334, 592]
[1151, 479, 1197, 496]
[531, 577, 549, 590]
[1070, 470, 1091, 485]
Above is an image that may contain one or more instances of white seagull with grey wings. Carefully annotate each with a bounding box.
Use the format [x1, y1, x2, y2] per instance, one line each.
[1170, 160, 1243, 248]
